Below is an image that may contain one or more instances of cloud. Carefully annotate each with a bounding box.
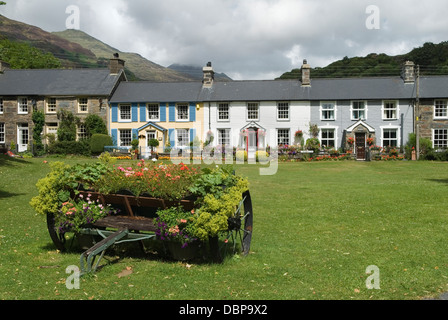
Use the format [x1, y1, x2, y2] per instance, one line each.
[2, 0, 448, 80]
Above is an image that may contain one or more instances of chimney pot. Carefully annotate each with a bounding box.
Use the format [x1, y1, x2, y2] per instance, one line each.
[109, 56, 125, 74]
[202, 62, 215, 88]
[301, 59, 311, 86]
[402, 60, 415, 83]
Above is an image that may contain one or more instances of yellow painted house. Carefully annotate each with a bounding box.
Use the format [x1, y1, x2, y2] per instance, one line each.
[109, 81, 204, 158]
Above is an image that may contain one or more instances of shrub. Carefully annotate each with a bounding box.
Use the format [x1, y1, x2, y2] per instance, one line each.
[47, 140, 91, 156]
[235, 150, 248, 162]
[305, 138, 320, 153]
[90, 134, 113, 154]
[84, 114, 107, 137]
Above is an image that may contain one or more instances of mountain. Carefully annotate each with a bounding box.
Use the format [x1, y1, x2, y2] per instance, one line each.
[0, 14, 193, 81]
[168, 63, 232, 81]
[278, 41, 448, 80]
[53, 29, 193, 82]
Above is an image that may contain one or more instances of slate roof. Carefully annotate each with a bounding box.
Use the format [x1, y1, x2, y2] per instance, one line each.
[0, 68, 124, 96]
[110, 81, 203, 103]
[110, 76, 437, 103]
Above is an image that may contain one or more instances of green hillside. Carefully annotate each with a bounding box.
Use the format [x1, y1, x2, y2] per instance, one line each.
[53, 29, 193, 82]
[279, 41, 448, 79]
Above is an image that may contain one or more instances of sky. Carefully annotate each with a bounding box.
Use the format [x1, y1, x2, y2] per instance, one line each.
[2, 0, 448, 80]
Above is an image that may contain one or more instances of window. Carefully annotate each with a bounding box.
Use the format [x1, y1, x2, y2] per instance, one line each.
[119, 129, 132, 146]
[177, 104, 189, 121]
[434, 129, 448, 149]
[383, 101, 398, 120]
[247, 103, 259, 120]
[46, 123, 58, 143]
[77, 124, 88, 140]
[435, 100, 448, 119]
[0, 98, 3, 114]
[277, 129, 290, 145]
[277, 102, 289, 120]
[218, 103, 229, 121]
[47, 98, 57, 113]
[218, 129, 231, 146]
[321, 129, 335, 147]
[147, 104, 159, 120]
[321, 102, 335, 120]
[383, 128, 398, 147]
[78, 98, 88, 113]
[351, 101, 366, 120]
[0, 123, 4, 144]
[119, 104, 131, 121]
[18, 97, 28, 114]
[177, 129, 189, 147]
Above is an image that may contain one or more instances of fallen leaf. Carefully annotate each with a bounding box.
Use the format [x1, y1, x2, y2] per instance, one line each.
[117, 267, 133, 278]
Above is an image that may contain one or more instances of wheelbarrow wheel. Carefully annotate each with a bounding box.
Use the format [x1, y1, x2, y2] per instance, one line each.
[46, 212, 67, 252]
[211, 190, 253, 262]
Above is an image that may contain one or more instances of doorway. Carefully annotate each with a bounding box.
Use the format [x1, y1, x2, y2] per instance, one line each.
[17, 123, 29, 153]
[355, 132, 366, 160]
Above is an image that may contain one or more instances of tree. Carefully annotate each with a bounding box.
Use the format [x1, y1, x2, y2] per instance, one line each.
[0, 39, 61, 69]
[57, 110, 79, 142]
[83, 114, 107, 138]
[32, 110, 45, 155]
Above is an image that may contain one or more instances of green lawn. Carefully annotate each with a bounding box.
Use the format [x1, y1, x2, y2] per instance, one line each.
[1, 156, 448, 300]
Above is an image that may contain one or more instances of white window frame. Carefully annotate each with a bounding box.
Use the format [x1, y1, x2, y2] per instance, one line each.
[147, 103, 160, 121]
[217, 128, 231, 146]
[434, 100, 448, 119]
[46, 123, 58, 142]
[77, 124, 88, 140]
[433, 128, 448, 149]
[247, 103, 259, 121]
[176, 104, 189, 121]
[320, 101, 336, 121]
[119, 104, 131, 122]
[277, 102, 290, 121]
[351, 101, 367, 121]
[46, 97, 57, 114]
[382, 100, 399, 120]
[177, 128, 189, 148]
[78, 98, 88, 113]
[218, 103, 230, 121]
[320, 126, 338, 148]
[277, 128, 290, 145]
[381, 126, 400, 148]
[119, 129, 132, 146]
[0, 123, 5, 144]
[18, 97, 28, 114]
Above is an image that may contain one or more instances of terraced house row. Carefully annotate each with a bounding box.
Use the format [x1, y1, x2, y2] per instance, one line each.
[1, 57, 448, 160]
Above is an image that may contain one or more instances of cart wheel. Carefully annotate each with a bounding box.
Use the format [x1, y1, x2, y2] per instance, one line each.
[46, 212, 66, 252]
[213, 190, 253, 261]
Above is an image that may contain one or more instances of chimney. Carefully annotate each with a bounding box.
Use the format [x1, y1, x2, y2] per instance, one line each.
[301, 59, 311, 86]
[0, 60, 10, 74]
[401, 60, 415, 83]
[202, 62, 215, 88]
[109, 53, 125, 74]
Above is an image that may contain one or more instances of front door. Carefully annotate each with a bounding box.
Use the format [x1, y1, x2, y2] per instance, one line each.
[355, 132, 366, 160]
[247, 128, 258, 159]
[17, 123, 29, 153]
[145, 130, 156, 158]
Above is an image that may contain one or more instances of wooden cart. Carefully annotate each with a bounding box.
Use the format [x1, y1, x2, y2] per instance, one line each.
[47, 190, 253, 274]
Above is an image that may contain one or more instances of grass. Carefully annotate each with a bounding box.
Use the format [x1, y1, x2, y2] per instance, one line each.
[1, 155, 448, 300]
